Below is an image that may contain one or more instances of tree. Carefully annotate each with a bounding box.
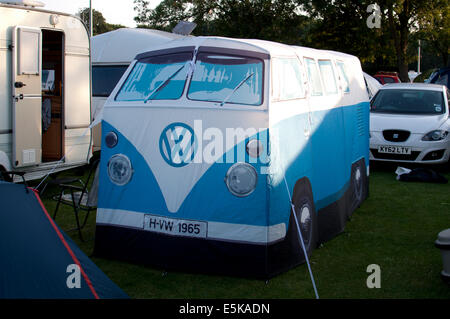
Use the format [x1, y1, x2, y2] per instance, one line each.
[297, 1, 392, 65]
[415, 0, 449, 67]
[133, 0, 448, 75]
[133, 0, 198, 31]
[378, 0, 447, 81]
[133, 0, 309, 43]
[78, 7, 125, 35]
[301, 0, 448, 78]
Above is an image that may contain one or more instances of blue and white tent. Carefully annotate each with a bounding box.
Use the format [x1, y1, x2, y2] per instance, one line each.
[94, 36, 370, 278]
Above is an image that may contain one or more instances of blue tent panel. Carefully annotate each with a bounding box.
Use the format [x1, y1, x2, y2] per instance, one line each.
[0, 181, 128, 299]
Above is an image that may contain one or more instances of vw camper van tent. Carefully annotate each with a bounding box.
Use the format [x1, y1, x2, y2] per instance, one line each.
[94, 37, 370, 278]
[91, 28, 185, 153]
[0, 1, 91, 181]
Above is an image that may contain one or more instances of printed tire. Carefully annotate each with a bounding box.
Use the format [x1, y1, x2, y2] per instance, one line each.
[291, 180, 318, 257]
[349, 159, 366, 216]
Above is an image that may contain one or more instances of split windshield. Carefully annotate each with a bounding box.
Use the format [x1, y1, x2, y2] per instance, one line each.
[370, 89, 445, 115]
[115, 50, 263, 106]
[187, 53, 263, 106]
[115, 52, 192, 101]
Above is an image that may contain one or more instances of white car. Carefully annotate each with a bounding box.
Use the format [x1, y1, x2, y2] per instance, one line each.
[370, 83, 450, 164]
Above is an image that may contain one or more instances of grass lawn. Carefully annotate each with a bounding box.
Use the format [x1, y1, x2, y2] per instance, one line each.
[36, 162, 450, 299]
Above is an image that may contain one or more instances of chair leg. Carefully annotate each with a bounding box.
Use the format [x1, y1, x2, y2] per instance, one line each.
[53, 189, 64, 220]
[70, 189, 84, 242]
[80, 208, 92, 230]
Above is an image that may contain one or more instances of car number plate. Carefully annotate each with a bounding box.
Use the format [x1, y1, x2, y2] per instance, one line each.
[378, 145, 411, 155]
[143, 214, 207, 238]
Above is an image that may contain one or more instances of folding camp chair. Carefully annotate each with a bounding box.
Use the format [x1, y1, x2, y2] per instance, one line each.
[0, 171, 29, 192]
[52, 159, 100, 241]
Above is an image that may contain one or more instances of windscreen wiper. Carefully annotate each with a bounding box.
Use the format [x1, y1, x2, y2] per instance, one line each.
[144, 64, 186, 103]
[219, 72, 255, 107]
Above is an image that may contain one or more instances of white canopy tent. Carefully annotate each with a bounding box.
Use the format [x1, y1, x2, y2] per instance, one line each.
[90, 28, 186, 148]
[91, 28, 185, 64]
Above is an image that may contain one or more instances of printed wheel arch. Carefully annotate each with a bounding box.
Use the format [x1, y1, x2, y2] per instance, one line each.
[349, 159, 367, 216]
[291, 179, 318, 257]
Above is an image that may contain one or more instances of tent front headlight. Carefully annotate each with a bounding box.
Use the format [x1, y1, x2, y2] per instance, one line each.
[107, 154, 133, 186]
[105, 131, 118, 148]
[225, 163, 258, 197]
[422, 130, 448, 141]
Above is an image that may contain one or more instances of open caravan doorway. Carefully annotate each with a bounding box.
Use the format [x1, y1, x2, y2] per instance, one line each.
[41, 29, 64, 163]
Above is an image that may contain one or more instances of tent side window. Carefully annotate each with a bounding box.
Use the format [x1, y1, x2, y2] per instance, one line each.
[304, 58, 323, 96]
[336, 61, 350, 93]
[271, 57, 305, 101]
[318, 60, 338, 95]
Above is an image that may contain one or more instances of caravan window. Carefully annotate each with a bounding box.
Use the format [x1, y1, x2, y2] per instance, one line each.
[93, 65, 128, 97]
[187, 53, 263, 106]
[115, 52, 192, 101]
[304, 58, 323, 96]
[272, 57, 304, 100]
[336, 61, 350, 93]
[318, 60, 338, 95]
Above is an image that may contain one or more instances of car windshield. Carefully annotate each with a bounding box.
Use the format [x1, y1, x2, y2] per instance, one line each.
[370, 89, 445, 115]
[187, 53, 263, 106]
[115, 52, 192, 101]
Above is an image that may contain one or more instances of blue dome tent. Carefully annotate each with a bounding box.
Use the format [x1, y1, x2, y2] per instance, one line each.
[0, 181, 128, 299]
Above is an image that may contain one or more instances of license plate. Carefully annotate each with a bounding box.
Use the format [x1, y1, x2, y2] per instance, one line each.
[143, 214, 207, 239]
[378, 145, 411, 154]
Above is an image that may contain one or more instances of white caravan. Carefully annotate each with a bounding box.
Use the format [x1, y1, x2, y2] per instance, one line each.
[0, 0, 92, 181]
[91, 28, 184, 152]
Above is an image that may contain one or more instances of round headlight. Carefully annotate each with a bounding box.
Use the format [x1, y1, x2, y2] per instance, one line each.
[246, 139, 264, 158]
[432, 131, 442, 140]
[225, 163, 258, 197]
[105, 131, 118, 148]
[107, 154, 133, 186]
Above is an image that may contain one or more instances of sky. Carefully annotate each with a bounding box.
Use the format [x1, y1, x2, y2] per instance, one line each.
[42, 0, 163, 28]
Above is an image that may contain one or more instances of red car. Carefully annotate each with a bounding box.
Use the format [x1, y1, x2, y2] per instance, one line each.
[374, 72, 401, 85]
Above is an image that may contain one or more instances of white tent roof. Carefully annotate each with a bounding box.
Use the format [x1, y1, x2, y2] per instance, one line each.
[363, 72, 382, 99]
[135, 36, 301, 59]
[91, 28, 185, 64]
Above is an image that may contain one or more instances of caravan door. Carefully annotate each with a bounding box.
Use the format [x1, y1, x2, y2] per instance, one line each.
[11, 26, 42, 168]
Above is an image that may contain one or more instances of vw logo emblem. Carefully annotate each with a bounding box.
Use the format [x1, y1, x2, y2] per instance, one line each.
[159, 122, 197, 167]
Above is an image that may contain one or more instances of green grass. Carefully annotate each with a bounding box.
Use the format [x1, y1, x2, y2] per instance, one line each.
[36, 163, 450, 299]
